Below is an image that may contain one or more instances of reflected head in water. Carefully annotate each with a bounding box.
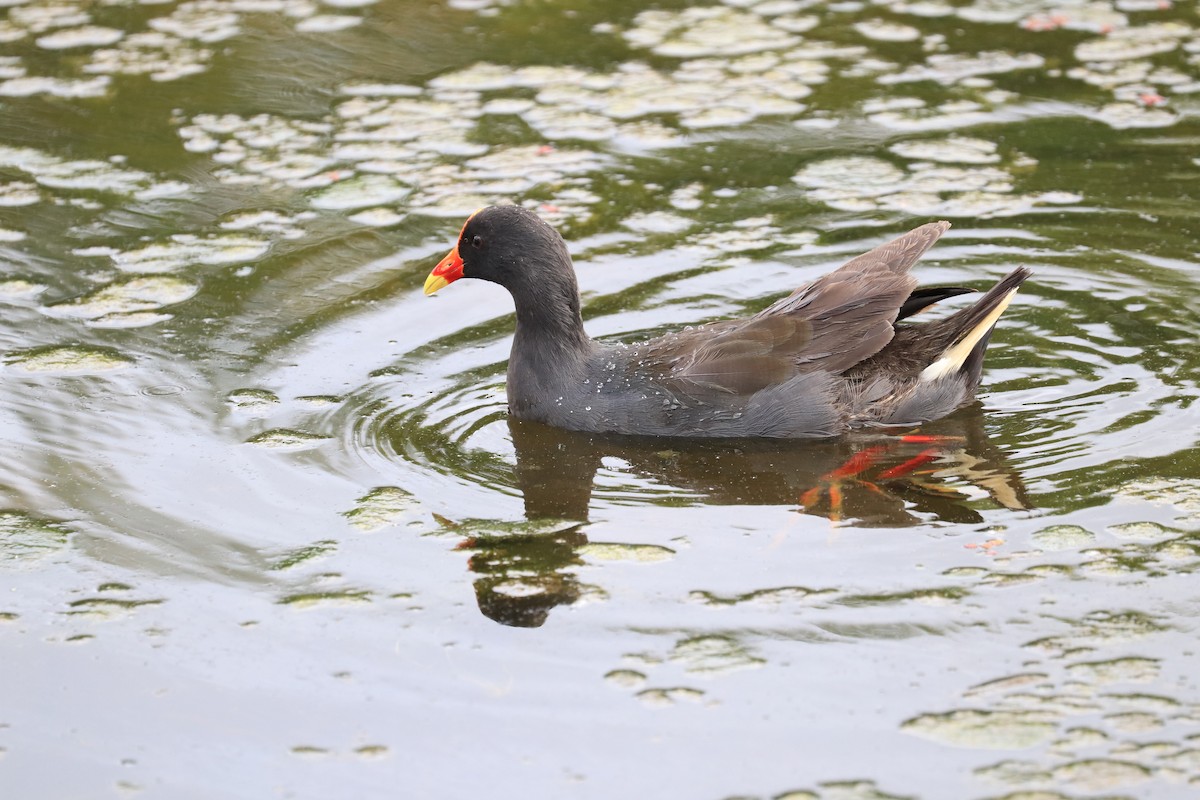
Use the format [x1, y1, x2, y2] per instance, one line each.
[445, 517, 589, 629]
[467, 529, 587, 628]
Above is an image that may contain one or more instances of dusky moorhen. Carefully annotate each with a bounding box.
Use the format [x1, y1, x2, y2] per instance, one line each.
[424, 206, 1029, 439]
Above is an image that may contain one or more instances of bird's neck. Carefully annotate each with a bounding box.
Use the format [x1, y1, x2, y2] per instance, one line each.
[511, 293, 592, 373]
[509, 269, 591, 361]
[507, 281, 594, 419]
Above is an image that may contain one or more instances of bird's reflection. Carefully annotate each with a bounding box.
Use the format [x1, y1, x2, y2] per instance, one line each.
[455, 405, 1029, 627]
[511, 406, 1029, 523]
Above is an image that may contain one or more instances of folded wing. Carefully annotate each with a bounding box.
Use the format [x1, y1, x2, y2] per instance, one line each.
[655, 222, 953, 396]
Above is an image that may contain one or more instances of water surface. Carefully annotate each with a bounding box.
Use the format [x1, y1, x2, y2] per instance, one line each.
[2, 1, 1200, 798]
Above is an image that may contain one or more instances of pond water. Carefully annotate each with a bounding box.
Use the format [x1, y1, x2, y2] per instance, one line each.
[2, 0, 1200, 797]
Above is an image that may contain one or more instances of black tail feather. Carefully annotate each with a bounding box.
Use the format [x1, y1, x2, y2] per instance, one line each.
[923, 266, 1031, 385]
[898, 286, 977, 321]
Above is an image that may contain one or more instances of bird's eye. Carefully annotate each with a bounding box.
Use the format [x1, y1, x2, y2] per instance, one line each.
[471, 235, 483, 249]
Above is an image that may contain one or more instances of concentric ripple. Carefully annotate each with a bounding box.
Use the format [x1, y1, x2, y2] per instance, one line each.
[353, 374, 515, 494]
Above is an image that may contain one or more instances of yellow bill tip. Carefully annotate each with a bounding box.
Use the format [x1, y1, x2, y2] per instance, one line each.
[424, 273, 450, 296]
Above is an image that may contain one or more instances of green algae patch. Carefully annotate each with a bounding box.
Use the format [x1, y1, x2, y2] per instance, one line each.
[279, 590, 372, 608]
[0, 510, 72, 564]
[902, 709, 1058, 749]
[269, 540, 337, 571]
[343, 486, 420, 532]
[5, 344, 133, 374]
[246, 429, 331, 450]
[578, 542, 674, 563]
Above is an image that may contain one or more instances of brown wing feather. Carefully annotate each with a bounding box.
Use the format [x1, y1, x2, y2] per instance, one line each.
[822, 221, 951, 276]
[758, 221, 951, 317]
[674, 315, 813, 394]
[642, 222, 952, 398]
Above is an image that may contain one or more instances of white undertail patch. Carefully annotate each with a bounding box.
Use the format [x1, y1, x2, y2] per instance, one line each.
[919, 287, 1019, 381]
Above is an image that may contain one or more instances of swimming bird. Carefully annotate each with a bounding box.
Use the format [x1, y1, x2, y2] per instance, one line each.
[424, 205, 1028, 439]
